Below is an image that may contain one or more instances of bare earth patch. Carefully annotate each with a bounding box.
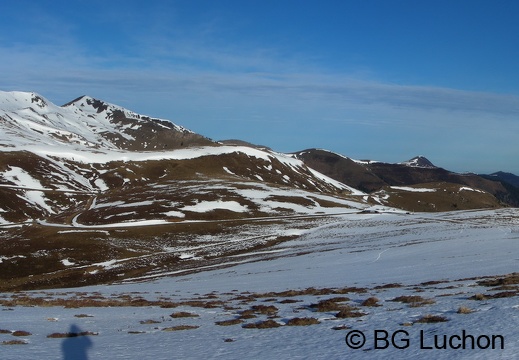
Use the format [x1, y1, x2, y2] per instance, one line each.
[285, 317, 321, 326]
[170, 311, 199, 318]
[47, 331, 98, 338]
[2, 339, 28, 345]
[162, 325, 199, 331]
[215, 319, 243, 326]
[390, 295, 435, 307]
[414, 314, 449, 324]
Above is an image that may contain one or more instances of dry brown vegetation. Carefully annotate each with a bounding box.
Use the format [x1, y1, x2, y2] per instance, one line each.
[250, 305, 278, 316]
[242, 320, 282, 329]
[477, 273, 519, 287]
[469, 291, 518, 300]
[390, 295, 435, 307]
[170, 311, 199, 318]
[335, 305, 367, 319]
[0, 292, 231, 310]
[309, 297, 349, 312]
[47, 331, 98, 338]
[74, 314, 94, 318]
[374, 283, 403, 289]
[215, 319, 243, 326]
[238, 310, 257, 319]
[278, 299, 301, 304]
[11, 330, 31, 337]
[2, 340, 28, 345]
[361, 297, 381, 307]
[162, 325, 199, 331]
[305, 295, 367, 318]
[2, 272, 518, 345]
[285, 317, 320, 326]
[251, 286, 366, 299]
[414, 314, 449, 324]
[470, 293, 487, 301]
[457, 306, 474, 314]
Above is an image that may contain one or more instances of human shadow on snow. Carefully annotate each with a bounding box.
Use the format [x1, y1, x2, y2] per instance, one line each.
[61, 324, 93, 360]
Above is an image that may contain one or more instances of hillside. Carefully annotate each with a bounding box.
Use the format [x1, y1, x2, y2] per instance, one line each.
[294, 149, 509, 211]
[486, 171, 519, 188]
[0, 91, 369, 291]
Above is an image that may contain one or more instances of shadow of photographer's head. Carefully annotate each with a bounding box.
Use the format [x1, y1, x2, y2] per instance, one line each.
[61, 324, 93, 360]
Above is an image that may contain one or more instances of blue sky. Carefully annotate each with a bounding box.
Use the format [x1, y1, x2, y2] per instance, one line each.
[1, 0, 518, 174]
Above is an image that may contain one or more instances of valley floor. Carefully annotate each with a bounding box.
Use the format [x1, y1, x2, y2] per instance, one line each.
[1, 208, 519, 359]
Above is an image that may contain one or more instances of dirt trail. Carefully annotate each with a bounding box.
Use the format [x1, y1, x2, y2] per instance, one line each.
[64, 194, 97, 226]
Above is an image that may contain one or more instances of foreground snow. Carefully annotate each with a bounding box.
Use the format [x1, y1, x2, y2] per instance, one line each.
[2, 209, 519, 359]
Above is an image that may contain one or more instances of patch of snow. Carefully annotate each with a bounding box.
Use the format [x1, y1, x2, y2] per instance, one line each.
[61, 259, 75, 266]
[391, 186, 436, 193]
[459, 186, 485, 193]
[20, 190, 55, 214]
[163, 211, 185, 218]
[2, 166, 45, 189]
[222, 167, 236, 175]
[94, 178, 109, 191]
[118, 200, 154, 208]
[351, 158, 381, 165]
[307, 167, 365, 195]
[182, 200, 248, 213]
[0, 254, 26, 263]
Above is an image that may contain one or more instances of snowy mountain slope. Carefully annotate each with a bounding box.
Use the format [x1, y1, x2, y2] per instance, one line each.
[0, 91, 212, 151]
[0, 145, 364, 224]
[2, 209, 519, 359]
[399, 155, 437, 168]
[0, 91, 364, 224]
[0, 91, 372, 290]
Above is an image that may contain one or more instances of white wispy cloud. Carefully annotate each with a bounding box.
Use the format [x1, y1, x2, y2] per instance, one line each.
[2, 37, 517, 119]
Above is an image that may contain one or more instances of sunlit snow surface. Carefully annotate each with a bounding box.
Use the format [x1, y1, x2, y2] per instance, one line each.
[2, 209, 519, 359]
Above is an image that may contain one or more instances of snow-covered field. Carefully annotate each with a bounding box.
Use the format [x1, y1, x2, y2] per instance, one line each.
[2, 209, 519, 359]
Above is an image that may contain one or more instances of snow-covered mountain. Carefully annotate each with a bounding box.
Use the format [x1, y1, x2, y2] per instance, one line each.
[0, 91, 212, 151]
[0, 91, 362, 222]
[0, 91, 370, 291]
[400, 155, 437, 168]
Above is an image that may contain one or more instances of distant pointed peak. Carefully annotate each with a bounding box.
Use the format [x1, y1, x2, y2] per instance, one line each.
[62, 95, 89, 106]
[400, 156, 437, 168]
[62, 95, 108, 110]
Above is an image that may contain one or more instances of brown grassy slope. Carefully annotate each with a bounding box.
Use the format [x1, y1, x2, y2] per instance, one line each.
[295, 149, 509, 210]
[373, 182, 502, 212]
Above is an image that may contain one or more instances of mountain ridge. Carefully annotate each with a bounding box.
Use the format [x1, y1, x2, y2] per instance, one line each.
[293, 148, 518, 209]
[0, 90, 214, 152]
